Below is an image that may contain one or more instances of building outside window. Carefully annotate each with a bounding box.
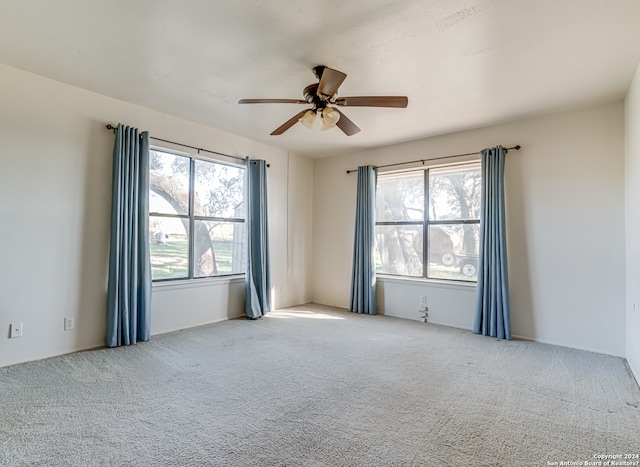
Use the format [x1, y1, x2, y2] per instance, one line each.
[375, 162, 481, 282]
[148, 148, 245, 281]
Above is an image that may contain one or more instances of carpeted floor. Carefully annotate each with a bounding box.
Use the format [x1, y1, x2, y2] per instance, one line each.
[1, 304, 639, 466]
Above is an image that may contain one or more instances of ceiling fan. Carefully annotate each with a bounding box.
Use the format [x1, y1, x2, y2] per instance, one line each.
[238, 65, 408, 136]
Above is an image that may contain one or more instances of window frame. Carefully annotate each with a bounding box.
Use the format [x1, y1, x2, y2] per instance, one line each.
[375, 161, 481, 283]
[149, 146, 246, 283]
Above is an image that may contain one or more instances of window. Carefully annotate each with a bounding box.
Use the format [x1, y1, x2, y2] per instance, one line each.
[149, 149, 245, 281]
[375, 162, 481, 282]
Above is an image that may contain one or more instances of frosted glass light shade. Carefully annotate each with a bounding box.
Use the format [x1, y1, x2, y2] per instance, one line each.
[299, 109, 317, 129]
[320, 107, 340, 131]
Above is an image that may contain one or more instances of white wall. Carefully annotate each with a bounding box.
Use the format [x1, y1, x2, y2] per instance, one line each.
[625, 61, 640, 382]
[313, 102, 626, 356]
[282, 154, 314, 307]
[0, 56, 631, 367]
[0, 63, 313, 368]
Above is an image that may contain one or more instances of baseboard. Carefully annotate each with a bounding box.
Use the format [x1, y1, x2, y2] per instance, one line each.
[1, 342, 106, 370]
[511, 333, 626, 359]
[626, 358, 640, 390]
[151, 313, 246, 337]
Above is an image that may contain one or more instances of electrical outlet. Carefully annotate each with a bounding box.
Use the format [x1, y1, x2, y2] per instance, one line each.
[64, 317, 75, 331]
[421, 296, 428, 307]
[10, 322, 23, 338]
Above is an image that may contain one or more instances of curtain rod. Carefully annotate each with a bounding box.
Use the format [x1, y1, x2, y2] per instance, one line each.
[345, 145, 521, 174]
[105, 124, 269, 166]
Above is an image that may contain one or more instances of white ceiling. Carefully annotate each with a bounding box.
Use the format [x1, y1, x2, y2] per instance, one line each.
[1, 1, 639, 158]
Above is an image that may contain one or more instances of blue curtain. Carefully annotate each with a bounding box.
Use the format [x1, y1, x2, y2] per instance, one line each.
[474, 145, 511, 339]
[245, 158, 271, 319]
[106, 124, 152, 347]
[350, 165, 377, 315]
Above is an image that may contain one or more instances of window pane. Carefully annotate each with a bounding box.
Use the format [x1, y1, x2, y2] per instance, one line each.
[429, 163, 480, 221]
[194, 220, 246, 277]
[150, 216, 189, 280]
[194, 160, 245, 218]
[376, 171, 424, 222]
[375, 225, 423, 276]
[427, 224, 479, 281]
[149, 150, 190, 215]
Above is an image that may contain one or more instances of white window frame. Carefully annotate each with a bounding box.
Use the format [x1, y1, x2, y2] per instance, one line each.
[149, 146, 246, 282]
[375, 161, 481, 283]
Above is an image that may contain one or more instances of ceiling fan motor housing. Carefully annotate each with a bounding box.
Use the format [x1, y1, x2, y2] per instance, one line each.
[303, 83, 331, 109]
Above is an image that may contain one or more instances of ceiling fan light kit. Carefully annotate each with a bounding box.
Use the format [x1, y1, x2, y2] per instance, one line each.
[238, 65, 408, 136]
[320, 107, 340, 131]
[299, 109, 317, 129]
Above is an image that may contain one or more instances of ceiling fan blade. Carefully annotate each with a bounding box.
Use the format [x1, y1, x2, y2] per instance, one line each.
[334, 96, 408, 108]
[239, 99, 307, 104]
[334, 109, 361, 136]
[317, 67, 347, 98]
[270, 109, 310, 135]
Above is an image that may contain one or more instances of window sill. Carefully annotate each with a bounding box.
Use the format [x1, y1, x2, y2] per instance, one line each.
[152, 275, 245, 291]
[377, 274, 476, 291]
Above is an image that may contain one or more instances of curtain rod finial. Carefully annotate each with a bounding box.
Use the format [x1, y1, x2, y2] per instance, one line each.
[514, 145, 521, 150]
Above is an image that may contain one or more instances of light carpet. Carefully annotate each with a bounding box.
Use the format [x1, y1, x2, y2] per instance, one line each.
[1, 304, 639, 466]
